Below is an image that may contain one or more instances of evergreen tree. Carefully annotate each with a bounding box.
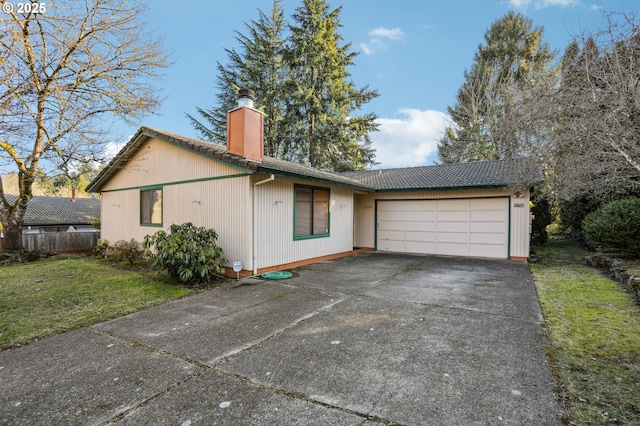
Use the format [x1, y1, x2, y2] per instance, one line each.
[188, 0, 290, 158]
[438, 12, 555, 163]
[285, 0, 378, 171]
[191, 0, 379, 171]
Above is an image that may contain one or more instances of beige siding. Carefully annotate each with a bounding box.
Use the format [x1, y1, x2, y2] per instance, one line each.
[354, 188, 532, 259]
[100, 137, 252, 267]
[252, 173, 354, 270]
[101, 137, 249, 191]
[101, 176, 252, 267]
[509, 189, 531, 258]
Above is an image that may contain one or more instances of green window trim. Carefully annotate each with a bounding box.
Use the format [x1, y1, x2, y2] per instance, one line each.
[140, 186, 163, 227]
[294, 184, 330, 240]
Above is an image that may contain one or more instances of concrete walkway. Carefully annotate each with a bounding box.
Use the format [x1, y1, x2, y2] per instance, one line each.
[0, 252, 562, 425]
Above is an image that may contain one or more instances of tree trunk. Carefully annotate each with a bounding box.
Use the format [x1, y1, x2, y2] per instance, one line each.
[0, 207, 26, 251]
[2, 220, 23, 250]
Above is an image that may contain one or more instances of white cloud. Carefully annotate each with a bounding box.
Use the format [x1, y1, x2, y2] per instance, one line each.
[361, 27, 404, 55]
[368, 27, 404, 40]
[507, 0, 578, 8]
[371, 109, 450, 168]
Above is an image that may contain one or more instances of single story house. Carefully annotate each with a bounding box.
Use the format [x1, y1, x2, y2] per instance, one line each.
[3, 194, 100, 234]
[87, 92, 542, 277]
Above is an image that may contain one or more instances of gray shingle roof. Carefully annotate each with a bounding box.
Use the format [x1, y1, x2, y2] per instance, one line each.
[4, 195, 100, 226]
[88, 127, 543, 193]
[88, 127, 373, 192]
[340, 158, 544, 191]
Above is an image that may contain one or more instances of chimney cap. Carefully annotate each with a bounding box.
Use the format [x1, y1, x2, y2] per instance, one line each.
[237, 88, 255, 108]
[238, 88, 255, 99]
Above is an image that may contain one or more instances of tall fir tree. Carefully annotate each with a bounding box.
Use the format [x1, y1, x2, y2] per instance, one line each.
[438, 11, 555, 163]
[190, 0, 378, 171]
[188, 0, 291, 158]
[285, 0, 378, 171]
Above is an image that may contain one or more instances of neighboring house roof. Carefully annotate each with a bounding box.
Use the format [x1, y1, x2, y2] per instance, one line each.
[4, 195, 100, 226]
[340, 158, 545, 191]
[87, 127, 543, 193]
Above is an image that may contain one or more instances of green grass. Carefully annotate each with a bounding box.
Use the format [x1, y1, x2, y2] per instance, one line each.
[531, 240, 640, 425]
[0, 254, 195, 350]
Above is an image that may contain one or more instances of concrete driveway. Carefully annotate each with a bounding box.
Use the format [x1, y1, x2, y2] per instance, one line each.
[0, 252, 562, 425]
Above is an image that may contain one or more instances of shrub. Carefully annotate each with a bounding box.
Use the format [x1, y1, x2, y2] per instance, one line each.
[94, 239, 109, 258]
[583, 198, 640, 257]
[559, 194, 601, 243]
[112, 239, 145, 265]
[143, 222, 226, 286]
[531, 196, 552, 246]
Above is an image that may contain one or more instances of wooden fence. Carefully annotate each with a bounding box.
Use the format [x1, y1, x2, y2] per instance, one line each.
[15, 231, 101, 253]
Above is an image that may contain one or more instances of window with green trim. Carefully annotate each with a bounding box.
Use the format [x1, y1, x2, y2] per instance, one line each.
[140, 187, 162, 226]
[294, 185, 329, 239]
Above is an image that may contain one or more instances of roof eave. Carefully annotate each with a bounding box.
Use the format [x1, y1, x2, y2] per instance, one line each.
[256, 165, 375, 192]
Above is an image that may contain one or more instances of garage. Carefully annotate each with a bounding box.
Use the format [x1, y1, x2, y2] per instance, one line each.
[376, 198, 509, 259]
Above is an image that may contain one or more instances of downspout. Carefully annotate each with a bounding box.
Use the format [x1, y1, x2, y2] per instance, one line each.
[252, 174, 275, 274]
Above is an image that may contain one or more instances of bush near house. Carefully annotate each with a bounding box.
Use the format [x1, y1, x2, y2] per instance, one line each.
[144, 222, 226, 286]
[583, 198, 640, 257]
[111, 239, 145, 265]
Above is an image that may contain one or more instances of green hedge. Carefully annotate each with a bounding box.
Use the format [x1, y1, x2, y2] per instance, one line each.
[583, 198, 640, 257]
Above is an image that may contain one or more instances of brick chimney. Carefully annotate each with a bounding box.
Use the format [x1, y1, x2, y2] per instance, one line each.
[227, 89, 264, 162]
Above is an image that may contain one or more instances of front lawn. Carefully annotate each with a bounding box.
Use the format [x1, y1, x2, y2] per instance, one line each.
[0, 254, 195, 350]
[531, 239, 640, 425]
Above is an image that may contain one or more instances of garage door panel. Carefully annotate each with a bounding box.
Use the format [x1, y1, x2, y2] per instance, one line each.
[471, 210, 507, 221]
[437, 242, 469, 256]
[470, 221, 505, 233]
[437, 199, 469, 210]
[470, 232, 506, 245]
[470, 244, 506, 258]
[437, 211, 469, 222]
[437, 221, 470, 232]
[406, 211, 436, 221]
[406, 231, 435, 242]
[378, 230, 405, 241]
[406, 221, 435, 232]
[378, 211, 405, 222]
[470, 198, 505, 209]
[379, 202, 406, 212]
[406, 241, 435, 253]
[378, 239, 407, 252]
[406, 200, 436, 211]
[379, 221, 405, 231]
[438, 232, 469, 244]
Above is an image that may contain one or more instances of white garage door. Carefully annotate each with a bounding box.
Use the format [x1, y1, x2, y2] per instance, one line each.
[377, 198, 509, 259]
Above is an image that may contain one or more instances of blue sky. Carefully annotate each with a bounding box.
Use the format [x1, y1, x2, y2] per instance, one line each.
[112, 0, 636, 168]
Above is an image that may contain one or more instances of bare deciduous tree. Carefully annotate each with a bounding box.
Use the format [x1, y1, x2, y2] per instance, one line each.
[550, 11, 640, 202]
[0, 0, 169, 249]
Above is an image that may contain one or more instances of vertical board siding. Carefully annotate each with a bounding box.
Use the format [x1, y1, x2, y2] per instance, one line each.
[162, 177, 251, 267]
[99, 136, 253, 267]
[509, 190, 531, 258]
[101, 176, 251, 268]
[101, 138, 247, 191]
[252, 174, 354, 270]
